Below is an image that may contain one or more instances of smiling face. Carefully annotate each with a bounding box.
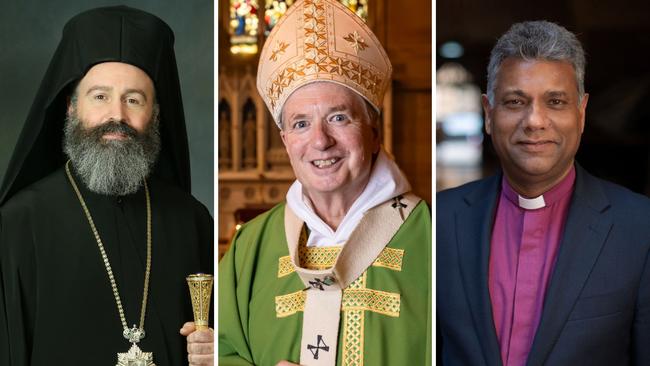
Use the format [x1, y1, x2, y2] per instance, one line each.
[280, 82, 380, 203]
[482, 58, 589, 196]
[70, 62, 156, 141]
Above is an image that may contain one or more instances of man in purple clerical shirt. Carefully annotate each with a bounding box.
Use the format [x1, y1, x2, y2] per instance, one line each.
[437, 21, 650, 366]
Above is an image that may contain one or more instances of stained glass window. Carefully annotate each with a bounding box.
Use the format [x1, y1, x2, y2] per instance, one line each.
[339, 0, 368, 21]
[232, 0, 369, 55]
[264, 0, 294, 36]
[230, 0, 260, 54]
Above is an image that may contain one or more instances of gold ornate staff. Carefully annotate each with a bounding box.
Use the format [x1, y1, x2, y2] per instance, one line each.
[186, 273, 213, 330]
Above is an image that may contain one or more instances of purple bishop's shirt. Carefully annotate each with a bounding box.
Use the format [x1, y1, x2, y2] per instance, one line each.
[488, 167, 576, 366]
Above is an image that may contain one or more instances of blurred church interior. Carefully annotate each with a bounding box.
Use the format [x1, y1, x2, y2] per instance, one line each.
[218, 0, 431, 256]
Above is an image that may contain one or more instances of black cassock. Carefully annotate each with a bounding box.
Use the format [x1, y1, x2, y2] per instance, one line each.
[0, 6, 212, 365]
[0, 166, 212, 365]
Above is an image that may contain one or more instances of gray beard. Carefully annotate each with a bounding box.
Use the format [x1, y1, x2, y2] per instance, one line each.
[63, 110, 161, 196]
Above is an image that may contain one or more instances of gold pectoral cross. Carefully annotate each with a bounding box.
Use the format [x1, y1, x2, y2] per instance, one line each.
[116, 344, 155, 366]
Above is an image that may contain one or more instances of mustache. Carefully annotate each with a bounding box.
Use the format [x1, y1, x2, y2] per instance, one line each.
[87, 120, 139, 140]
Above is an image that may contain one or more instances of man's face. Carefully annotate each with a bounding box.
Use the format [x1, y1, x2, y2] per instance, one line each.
[63, 62, 160, 196]
[482, 58, 588, 192]
[70, 62, 156, 139]
[280, 82, 380, 200]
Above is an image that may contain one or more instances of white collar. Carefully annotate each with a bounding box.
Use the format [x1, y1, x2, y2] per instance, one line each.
[286, 149, 411, 247]
[518, 194, 546, 210]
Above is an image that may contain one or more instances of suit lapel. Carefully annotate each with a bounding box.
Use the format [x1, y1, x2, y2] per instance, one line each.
[456, 174, 503, 366]
[526, 166, 613, 366]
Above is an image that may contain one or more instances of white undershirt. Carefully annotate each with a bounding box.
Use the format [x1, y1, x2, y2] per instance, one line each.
[286, 149, 411, 247]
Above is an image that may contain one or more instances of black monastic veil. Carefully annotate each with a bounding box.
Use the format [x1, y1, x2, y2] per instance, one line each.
[0, 6, 191, 204]
[0, 6, 213, 365]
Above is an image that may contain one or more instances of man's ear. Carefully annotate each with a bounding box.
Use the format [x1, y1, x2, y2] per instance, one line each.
[66, 95, 73, 116]
[481, 94, 493, 135]
[280, 130, 287, 147]
[579, 93, 589, 134]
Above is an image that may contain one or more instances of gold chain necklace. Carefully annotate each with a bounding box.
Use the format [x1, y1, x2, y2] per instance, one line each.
[65, 160, 156, 365]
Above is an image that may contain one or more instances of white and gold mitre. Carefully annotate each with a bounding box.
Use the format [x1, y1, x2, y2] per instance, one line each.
[257, 0, 393, 127]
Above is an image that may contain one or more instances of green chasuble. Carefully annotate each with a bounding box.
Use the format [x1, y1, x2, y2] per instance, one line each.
[219, 200, 431, 365]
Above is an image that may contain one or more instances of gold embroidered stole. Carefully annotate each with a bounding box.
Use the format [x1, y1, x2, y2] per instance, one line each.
[283, 193, 420, 366]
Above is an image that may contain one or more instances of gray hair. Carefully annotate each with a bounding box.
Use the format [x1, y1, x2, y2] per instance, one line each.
[486, 20, 586, 105]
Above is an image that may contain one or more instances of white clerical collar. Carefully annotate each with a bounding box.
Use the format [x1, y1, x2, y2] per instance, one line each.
[286, 149, 411, 247]
[518, 195, 546, 210]
[502, 167, 576, 211]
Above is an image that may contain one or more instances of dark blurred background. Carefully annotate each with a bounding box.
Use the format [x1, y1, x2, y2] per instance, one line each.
[436, 0, 650, 195]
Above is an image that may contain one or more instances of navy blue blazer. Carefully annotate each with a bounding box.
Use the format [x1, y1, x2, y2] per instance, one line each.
[437, 165, 650, 365]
